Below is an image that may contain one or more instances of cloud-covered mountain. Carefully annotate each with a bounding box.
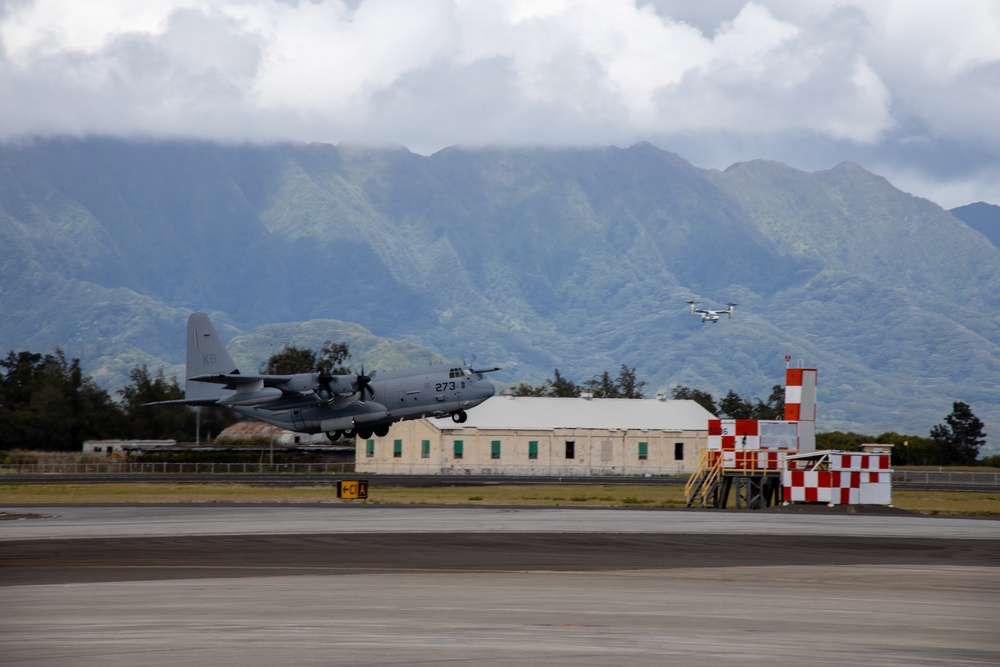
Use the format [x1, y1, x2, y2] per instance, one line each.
[1, 138, 997, 450]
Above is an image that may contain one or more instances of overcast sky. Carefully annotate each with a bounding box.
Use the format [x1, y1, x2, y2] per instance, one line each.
[1, 0, 998, 208]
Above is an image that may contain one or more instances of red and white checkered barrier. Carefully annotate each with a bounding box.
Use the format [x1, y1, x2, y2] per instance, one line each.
[782, 451, 892, 505]
[707, 419, 799, 452]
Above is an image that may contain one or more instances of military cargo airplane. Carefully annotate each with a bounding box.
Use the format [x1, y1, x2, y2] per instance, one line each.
[148, 312, 500, 440]
[687, 300, 737, 323]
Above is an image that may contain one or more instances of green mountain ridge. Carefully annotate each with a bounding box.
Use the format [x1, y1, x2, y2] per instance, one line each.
[1, 138, 997, 452]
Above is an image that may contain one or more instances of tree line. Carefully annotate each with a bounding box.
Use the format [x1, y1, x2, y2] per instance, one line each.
[0, 342, 349, 451]
[512, 366, 785, 419]
[816, 401, 990, 466]
[0, 348, 990, 466]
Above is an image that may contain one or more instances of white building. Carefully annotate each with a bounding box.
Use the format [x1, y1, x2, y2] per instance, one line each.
[83, 440, 176, 456]
[356, 395, 716, 476]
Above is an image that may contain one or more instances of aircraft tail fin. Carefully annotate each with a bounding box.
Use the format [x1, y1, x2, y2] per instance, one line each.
[185, 312, 239, 402]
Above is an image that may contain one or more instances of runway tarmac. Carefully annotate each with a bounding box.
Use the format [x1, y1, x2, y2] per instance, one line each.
[2, 505, 999, 666]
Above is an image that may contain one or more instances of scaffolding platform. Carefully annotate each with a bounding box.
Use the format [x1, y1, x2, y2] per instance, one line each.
[685, 450, 784, 509]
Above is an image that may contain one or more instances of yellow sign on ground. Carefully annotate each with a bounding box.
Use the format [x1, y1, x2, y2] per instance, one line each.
[337, 480, 368, 500]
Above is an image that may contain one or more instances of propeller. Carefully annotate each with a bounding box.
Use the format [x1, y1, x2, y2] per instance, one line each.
[315, 370, 336, 402]
[356, 367, 374, 401]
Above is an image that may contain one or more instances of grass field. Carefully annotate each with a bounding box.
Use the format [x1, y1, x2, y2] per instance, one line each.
[1, 483, 998, 516]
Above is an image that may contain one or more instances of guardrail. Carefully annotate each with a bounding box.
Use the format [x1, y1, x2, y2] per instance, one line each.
[893, 470, 1000, 484]
[0, 462, 354, 475]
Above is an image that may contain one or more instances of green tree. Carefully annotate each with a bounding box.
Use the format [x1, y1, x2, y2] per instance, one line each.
[583, 370, 617, 398]
[716, 385, 784, 420]
[873, 431, 936, 466]
[930, 402, 986, 465]
[512, 368, 581, 397]
[612, 365, 646, 399]
[511, 381, 547, 397]
[757, 384, 785, 420]
[261, 345, 318, 375]
[583, 365, 646, 399]
[0, 349, 121, 450]
[119, 365, 187, 440]
[548, 369, 582, 397]
[671, 386, 718, 415]
[120, 365, 240, 442]
[317, 341, 351, 375]
[814, 431, 871, 452]
[261, 341, 351, 375]
[718, 389, 754, 419]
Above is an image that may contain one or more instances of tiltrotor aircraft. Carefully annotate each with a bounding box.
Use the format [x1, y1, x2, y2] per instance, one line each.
[149, 312, 500, 440]
[687, 300, 737, 323]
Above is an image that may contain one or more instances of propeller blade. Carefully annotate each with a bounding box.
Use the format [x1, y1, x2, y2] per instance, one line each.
[315, 370, 335, 402]
[356, 367, 374, 400]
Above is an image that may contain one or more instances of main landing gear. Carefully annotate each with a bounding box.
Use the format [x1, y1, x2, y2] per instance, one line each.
[326, 424, 391, 441]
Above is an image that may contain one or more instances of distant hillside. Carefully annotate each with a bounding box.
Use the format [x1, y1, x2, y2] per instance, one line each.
[951, 202, 1000, 249]
[1, 138, 997, 453]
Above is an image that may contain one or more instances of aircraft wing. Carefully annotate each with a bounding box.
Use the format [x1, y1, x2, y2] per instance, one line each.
[144, 396, 223, 407]
[145, 373, 310, 408]
[189, 373, 290, 387]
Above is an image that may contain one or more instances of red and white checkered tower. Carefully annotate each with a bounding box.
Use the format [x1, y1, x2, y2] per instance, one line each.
[784, 366, 817, 451]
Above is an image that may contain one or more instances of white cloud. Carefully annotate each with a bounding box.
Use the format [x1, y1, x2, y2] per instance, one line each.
[0, 0, 997, 205]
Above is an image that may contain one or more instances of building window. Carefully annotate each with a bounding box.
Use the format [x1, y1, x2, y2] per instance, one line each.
[565, 441, 575, 459]
[454, 440, 464, 459]
[393, 439, 403, 458]
[421, 440, 430, 459]
[491, 440, 501, 460]
[638, 442, 648, 460]
[528, 441, 538, 460]
[674, 442, 684, 461]
[366, 440, 374, 458]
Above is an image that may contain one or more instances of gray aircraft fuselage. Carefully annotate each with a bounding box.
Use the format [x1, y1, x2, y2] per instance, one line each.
[149, 312, 499, 440]
[231, 364, 497, 435]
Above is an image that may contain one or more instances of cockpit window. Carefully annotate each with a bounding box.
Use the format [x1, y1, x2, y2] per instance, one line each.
[449, 368, 463, 378]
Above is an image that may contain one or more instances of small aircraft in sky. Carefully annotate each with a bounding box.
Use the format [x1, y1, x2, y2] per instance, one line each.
[687, 300, 737, 323]
[148, 312, 500, 440]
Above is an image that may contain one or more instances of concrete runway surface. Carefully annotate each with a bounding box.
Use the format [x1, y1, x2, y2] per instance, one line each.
[2, 506, 999, 666]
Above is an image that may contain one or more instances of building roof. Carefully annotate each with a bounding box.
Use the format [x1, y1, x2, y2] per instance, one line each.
[427, 396, 716, 432]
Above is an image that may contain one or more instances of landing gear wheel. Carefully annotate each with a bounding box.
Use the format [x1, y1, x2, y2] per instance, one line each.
[357, 427, 374, 439]
[342, 428, 356, 439]
[452, 410, 468, 423]
[374, 424, 390, 437]
[325, 430, 344, 442]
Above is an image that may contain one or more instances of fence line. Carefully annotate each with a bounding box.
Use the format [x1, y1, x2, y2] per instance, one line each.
[0, 462, 354, 475]
[0, 464, 998, 484]
[893, 470, 1000, 484]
